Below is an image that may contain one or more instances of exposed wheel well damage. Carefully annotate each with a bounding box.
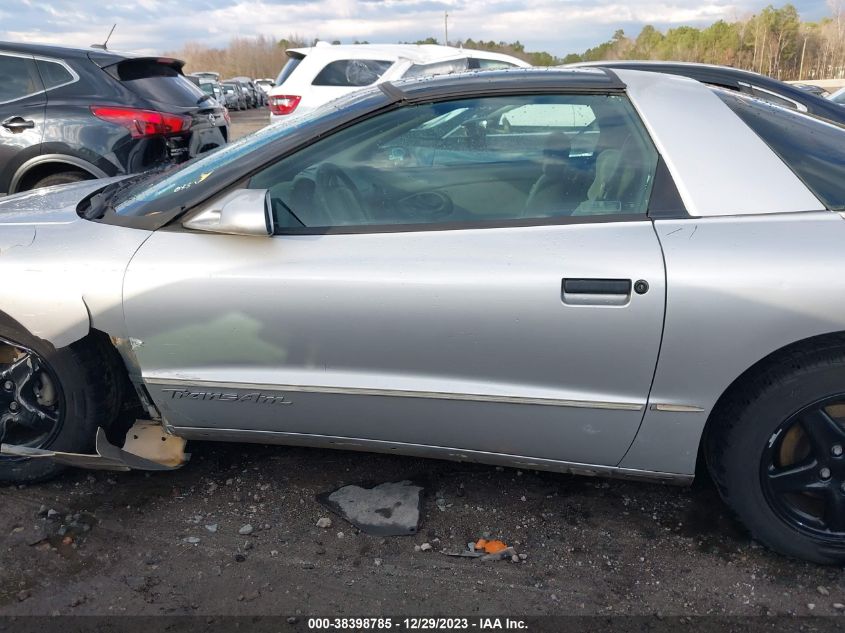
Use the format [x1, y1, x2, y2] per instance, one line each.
[699, 330, 845, 474]
[0, 315, 144, 442]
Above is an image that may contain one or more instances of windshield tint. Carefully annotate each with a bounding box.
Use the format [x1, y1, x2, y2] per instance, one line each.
[718, 89, 845, 210]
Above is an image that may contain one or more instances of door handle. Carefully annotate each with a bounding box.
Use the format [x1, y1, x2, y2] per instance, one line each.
[561, 278, 632, 306]
[2, 117, 35, 132]
[563, 278, 631, 295]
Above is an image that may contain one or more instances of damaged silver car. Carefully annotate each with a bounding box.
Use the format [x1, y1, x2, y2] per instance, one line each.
[3, 68, 845, 564]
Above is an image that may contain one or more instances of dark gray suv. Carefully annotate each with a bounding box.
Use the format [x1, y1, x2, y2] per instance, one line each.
[0, 42, 230, 195]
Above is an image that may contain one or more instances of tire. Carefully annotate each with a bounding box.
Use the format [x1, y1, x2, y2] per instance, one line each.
[0, 327, 123, 484]
[706, 341, 845, 564]
[31, 170, 91, 190]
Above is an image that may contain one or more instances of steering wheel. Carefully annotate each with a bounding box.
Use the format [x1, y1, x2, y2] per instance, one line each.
[314, 163, 368, 225]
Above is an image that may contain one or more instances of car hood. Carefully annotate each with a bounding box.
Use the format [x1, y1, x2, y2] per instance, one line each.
[0, 177, 127, 226]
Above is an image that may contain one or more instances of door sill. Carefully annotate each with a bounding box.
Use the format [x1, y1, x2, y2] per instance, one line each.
[170, 425, 693, 485]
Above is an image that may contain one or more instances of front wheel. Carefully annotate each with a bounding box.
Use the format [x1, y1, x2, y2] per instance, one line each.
[0, 327, 123, 483]
[707, 344, 845, 564]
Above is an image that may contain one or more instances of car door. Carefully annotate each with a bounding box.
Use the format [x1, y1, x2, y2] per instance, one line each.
[123, 91, 667, 468]
[0, 51, 46, 195]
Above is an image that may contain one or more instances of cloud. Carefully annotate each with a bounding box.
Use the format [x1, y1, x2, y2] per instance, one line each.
[0, 0, 829, 57]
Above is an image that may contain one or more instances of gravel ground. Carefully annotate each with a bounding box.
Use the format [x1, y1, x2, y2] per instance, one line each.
[228, 106, 271, 140]
[2, 438, 845, 618]
[1, 109, 844, 623]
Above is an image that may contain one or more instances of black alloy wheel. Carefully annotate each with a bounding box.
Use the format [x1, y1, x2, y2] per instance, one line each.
[761, 395, 845, 537]
[0, 338, 64, 453]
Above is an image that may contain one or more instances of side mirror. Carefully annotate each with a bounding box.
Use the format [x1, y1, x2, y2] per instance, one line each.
[183, 188, 274, 237]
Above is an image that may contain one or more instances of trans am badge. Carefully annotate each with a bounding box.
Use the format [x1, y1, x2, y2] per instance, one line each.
[161, 388, 292, 406]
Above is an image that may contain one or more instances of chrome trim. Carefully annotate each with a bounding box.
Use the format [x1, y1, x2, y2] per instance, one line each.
[650, 403, 706, 413]
[170, 425, 693, 484]
[145, 377, 644, 411]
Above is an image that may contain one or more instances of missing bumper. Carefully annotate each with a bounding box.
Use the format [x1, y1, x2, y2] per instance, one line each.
[0, 421, 189, 472]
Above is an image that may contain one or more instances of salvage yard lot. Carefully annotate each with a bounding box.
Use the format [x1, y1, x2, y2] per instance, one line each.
[1, 110, 844, 622]
[2, 441, 845, 618]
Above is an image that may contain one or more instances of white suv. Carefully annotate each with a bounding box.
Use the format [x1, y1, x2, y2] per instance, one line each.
[268, 43, 530, 120]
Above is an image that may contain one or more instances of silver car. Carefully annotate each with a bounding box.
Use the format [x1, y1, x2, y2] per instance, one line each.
[2, 68, 845, 564]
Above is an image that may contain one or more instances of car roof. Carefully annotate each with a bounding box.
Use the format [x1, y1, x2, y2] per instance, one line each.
[567, 59, 845, 125]
[383, 67, 623, 101]
[287, 43, 529, 66]
[0, 40, 130, 62]
[0, 40, 187, 71]
[569, 60, 770, 79]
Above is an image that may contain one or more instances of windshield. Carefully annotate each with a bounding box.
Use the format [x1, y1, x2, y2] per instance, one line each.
[107, 86, 384, 217]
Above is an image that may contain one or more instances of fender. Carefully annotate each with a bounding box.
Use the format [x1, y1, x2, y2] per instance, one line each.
[0, 184, 153, 350]
[10, 154, 110, 193]
[0, 227, 91, 347]
[621, 212, 845, 476]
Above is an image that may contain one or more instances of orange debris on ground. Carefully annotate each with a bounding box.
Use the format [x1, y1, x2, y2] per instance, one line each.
[474, 539, 508, 554]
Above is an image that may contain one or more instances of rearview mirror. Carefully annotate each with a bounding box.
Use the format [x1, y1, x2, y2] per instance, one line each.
[183, 188, 273, 237]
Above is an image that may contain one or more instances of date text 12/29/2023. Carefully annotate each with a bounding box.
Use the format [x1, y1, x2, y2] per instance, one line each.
[307, 618, 528, 630]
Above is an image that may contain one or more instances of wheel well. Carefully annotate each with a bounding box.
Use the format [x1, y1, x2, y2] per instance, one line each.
[77, 329, 145, 443]
[698, 330, 845, 475]
[14, 162, 94, 192]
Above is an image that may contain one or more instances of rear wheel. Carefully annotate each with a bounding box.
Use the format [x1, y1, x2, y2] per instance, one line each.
[0, 327, 122, 483]
[707, 344, 845, 564]
[31, 170, 92, 190]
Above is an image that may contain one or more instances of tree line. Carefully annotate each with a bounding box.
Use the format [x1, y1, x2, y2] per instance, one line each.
[167, 3, 845, 81]
[563, 3, 845, 80]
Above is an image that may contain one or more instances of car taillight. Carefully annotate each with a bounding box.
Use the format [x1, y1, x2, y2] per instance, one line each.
[269, 95, 301, 116]
[90, 106, 192, 138]
[223, 108, 231, 124]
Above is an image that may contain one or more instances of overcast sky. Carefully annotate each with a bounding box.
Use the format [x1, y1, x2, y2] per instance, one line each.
[0, 0, 833, 58]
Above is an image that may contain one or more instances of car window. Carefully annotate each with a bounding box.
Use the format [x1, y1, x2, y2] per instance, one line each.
[111, 59, 209, 107]
[312, 59, 392, 87]
[0, 54, 41, 103]
[35, 59, 75, 90]
[276, 55, 304, 86]
[718, 89, 845, 211]
[111, 87, 388, 217]
[248, 93, 658, 231]
[469, 58, 517, 70]
[403, 59, 469, 79]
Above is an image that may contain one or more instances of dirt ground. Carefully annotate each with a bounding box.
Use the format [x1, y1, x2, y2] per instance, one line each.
[228, 106, 271, 141]
[2, 440, 845, 619]
[1, 109, 844, 624]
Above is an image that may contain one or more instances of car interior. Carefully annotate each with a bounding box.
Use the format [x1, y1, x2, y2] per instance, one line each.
[248, 94, 659, 230]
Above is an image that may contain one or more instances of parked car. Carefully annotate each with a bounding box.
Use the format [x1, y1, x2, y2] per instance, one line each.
[5, 67, 845, 564]
[793, 83, 830, 97]
[219, 82, 242, 110]
[222, 81, 248, 110]
[0, 42, 229, 196]
[198, 80, 225, 105]
[227, 77, 261, 107]
[566, 60, 845, 125]
[255, 78, 275, 96]
[267, 43, 529, 119]
[828, 86, 845, 105]
[191, 71, 220, 82]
